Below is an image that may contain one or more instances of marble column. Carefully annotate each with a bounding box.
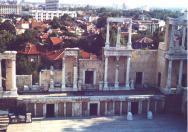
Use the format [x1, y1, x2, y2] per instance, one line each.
[0, 59, 2, 91]
[105, 22, 110, 47]
[178, 60, 183, 88]
[127, 101, 131, 112]
[49, 66, 54, 89]
[105, 101, 108, 116]
[116, 25, 121, 48]
[43, 104, 46, 117]
[34, 104, 36, 117]
[55, 103, 58, 117]
[61, 57, 66, 90]
[64, 102, 66, 117]
[12, 59, 17, 91]
[127, 21, 132, 48]
[138, 101, 142, 114]
[73, 65, 78, 90]
[181, 27, 186, 50]
[97, 102, 100, 116]
[115, 57, 119, 89]
[169, 25, 175, 51]
[147, 100, 150, 112]
[166, 60, 173, 89]
[125, 56, 131, 89]
[104, 56, 108, 89]
[120, 101, 122, 115]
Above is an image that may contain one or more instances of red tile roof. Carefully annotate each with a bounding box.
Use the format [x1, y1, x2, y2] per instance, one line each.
[80, 50, 97, 60]
[40, 33, 49, 40]
[18, 42, 41, 55]
[50, 37, 63, 46]
[46, 50, 64, 61]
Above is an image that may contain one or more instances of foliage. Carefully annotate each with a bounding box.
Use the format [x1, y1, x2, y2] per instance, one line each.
[51, 16, 61, 29]
[23, 29, 39, 44]
[96, 16, 107, 28]
[148, 9, 183, 20]
[0, 20, 16, 35]
[16, 55, 42, 83]
[0, 30, 15, 53]
[77, 33, 105, 56]
[61, 14, 73, 21]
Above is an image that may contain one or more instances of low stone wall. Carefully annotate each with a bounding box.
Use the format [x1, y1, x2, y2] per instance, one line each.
[17, 95, 165, 117]
[16, 75, 32, 90]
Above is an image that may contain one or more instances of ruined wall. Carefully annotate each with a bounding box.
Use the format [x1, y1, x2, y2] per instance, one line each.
[6, 60, 13, 91]
[108, 57, 126, 85]
[171, 60, 187, 88]
[65, 56, 75, 86]
[23, 96, 165, 118]
[39, 70, 62, 87]
[79, 59, 104, 85]
[156, 47, 168, 88]
[156, 42, 187, 88]
[16, 75, 32, 89]
[131, 50, 158, 87]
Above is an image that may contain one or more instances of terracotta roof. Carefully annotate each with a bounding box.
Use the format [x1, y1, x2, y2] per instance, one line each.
[40, 33, 49, 40]
[46, 50, 64, 61]
[18, 42, 41, 55]
[80, 50, 90, 59]
[136, 37, 153, 44]
[50, 37, 63, 46]
[80, 50, 97, 60]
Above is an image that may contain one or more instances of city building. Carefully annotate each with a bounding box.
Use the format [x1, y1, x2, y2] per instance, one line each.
[0, 14, 187, 118]
[29, 9, 77, 21]
[45, 0, 59, 11]
[0, 4, 22, 16]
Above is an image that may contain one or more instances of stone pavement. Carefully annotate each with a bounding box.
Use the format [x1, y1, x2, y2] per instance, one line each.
[7, 114, 186, 132]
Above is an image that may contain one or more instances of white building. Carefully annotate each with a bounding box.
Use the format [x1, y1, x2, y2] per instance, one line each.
[45, 0, 59, 11]
[29, 10, 77, 21]
[0, 4, 22, 15]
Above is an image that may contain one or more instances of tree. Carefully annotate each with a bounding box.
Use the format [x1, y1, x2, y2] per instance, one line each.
[0, 20, 16, 35]
[51, 16, 61, 29]
[78, 33, 105, 56]
[23, 29, 39, 44]
[61, 14, 72, 21]
[96, 16, 107, 28]
[0, 30, 15, 53]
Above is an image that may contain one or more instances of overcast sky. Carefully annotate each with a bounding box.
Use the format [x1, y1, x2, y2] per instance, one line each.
[23, 0, 187, 8]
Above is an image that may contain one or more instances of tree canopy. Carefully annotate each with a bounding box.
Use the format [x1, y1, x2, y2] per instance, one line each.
[0, 30, 15, 53]
[23, 29, 39, 44]
[0, 20, 16, 35]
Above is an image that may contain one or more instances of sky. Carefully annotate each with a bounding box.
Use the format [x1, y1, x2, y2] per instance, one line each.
[23, 0, 188, 8]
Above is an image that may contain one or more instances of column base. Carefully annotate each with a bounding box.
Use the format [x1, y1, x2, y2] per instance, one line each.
[49, 88, 61, 92]
[0, 90, 18, 98]
[127, 44, 132, 49]
[176, 85, 182, 94]
[160, 87, 172, 94]
[103, 82, 108, 90]
[73, 84, 77, 91]
[61, 84, 66, 89]
[114, 82, 119, 89]
[0, 87, 3, 91]
[105, 43, 109, 48]
[125, 84, 130, 90]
